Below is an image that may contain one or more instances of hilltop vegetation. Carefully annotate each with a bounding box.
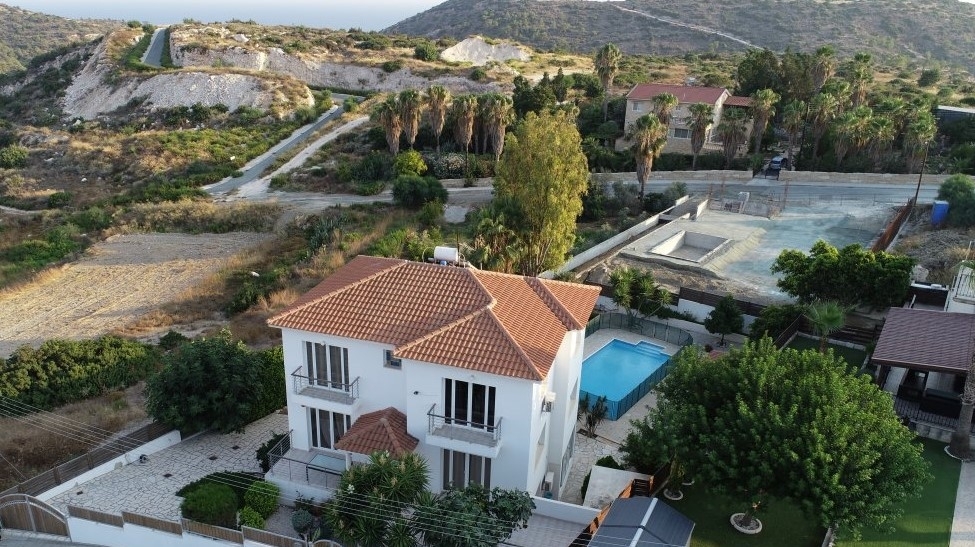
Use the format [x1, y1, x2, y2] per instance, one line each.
[387, 0, 975, 72]
[0, 3, 119, 74]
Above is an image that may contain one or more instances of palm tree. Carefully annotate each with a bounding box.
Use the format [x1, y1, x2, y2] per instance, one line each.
[809, 92, 840, 164]
[594, 43, 622, 120]
[749, 88, 781, 155]
[398, 89, 423, 150]
[482, 93, 515, 163]
[832, 107, 873, 169]
[627, 114, 668, 200]
[371, 94, 402, 155]
[426, 85, 451, 154]
[716, 108, 749, 168]
[811, 45, 836, 93]
[686, 103, 714, 170]
[903, 112, 936, 175]
[805, 301, 847, 353]
[848, 53, 873, 108]
[451, 94, 478, 153]
[866, 115, 896, 169]
[820, 79, 852, 114]
[782, 99, 805, 169]
[652, 93, 679, 127]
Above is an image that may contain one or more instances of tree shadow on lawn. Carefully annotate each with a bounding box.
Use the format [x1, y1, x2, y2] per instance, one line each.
[673, 484, 824, 547]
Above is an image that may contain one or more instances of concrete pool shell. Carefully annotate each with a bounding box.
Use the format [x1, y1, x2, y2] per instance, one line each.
[615, 201, 895, 300]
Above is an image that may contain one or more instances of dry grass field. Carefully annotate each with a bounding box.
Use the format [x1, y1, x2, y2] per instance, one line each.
[0, 231, 271, 357]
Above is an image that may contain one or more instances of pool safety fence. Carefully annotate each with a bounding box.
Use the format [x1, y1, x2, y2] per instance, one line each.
[585, 313, 694, 348]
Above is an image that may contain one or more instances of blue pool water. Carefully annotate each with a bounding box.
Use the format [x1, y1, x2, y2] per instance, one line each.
[581, 339, 671, 420]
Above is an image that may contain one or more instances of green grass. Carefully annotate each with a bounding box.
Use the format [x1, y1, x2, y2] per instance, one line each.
[787, 336, 868, 369]
[675, 486, 824, 547]
[840, 438, 959, 547]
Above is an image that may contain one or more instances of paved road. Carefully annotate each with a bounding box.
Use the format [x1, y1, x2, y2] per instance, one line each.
[642, 177, 942, 205]
[141, 27, 166, 67]
[205, 95, 354, 195]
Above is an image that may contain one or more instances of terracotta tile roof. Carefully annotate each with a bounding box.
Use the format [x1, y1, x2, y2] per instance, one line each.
[626, 83, 727, 105]
[723, 96, 752, 107]
[872, 307, 975, 374]
[268, 255, 601, 381]
[334, 407, 418, 457]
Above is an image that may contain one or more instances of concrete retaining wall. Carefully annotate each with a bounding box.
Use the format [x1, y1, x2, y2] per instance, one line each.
[778, 171, 950, 185]
[591, 170, 753, 184]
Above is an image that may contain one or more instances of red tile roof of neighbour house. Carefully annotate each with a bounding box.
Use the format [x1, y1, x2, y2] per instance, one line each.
[723, 96, 753, 107]
[268, 255, 601, 381]
[334, 407, 418, 457]
[872, 307, 975, 374]
[626, 83, 727, 104]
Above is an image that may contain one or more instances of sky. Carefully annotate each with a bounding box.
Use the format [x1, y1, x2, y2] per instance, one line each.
[3, 1, 446, 31]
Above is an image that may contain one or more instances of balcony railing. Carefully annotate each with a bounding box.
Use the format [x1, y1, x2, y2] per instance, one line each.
[427, 404, 501, 447]
[291, 367, 359, 405]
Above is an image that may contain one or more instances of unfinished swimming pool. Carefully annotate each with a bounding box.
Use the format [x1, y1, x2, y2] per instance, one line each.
[580, 339, 671, 420]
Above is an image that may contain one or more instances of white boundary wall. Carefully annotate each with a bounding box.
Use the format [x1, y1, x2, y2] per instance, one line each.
[68, 518, 232, 547]
[38, 430, 182, 502]
[532, 496, 599, 524]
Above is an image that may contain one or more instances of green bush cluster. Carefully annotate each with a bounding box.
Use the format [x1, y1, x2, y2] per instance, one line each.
[226, 267, 284, 314]
[244, 481, 280, 519]
[937, 174, 975, 226]
[0, 336, 159, 410]
[381, 59, 404, 73]
[414, 42, 439, 61]
[0, 145, 28, 168]
[391, 175, 447, 209]
[46, 191, 71, 209]
[1, 225, 82, 279]
[180, 482, 238, 528]
[122, 26, 158, 72]
[368, 227, 442, 261]
[749, 304, 805, 341]
[238, 506, 264, 529]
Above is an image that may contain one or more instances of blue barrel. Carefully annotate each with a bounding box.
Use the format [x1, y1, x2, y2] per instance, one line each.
[932, 200, 950, 226]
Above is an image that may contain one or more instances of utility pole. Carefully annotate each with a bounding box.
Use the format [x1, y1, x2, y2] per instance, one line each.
[911, 144, 929, 218]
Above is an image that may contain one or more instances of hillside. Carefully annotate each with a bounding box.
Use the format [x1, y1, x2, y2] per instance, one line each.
[0, 3, 120, 74]
[387, 0, 975, 72]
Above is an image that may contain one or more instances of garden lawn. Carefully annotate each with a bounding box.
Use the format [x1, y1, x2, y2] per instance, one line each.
[787, 336, 868, 369]
[840, 438, 959, 547]
[675, 485, 824, 547]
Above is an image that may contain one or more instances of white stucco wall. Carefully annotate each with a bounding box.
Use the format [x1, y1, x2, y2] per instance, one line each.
[68, 518, 232, 547]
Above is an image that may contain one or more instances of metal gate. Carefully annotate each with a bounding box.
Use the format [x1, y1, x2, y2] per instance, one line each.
[0, 493, 69, 536]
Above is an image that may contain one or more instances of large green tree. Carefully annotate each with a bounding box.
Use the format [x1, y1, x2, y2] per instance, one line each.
[399, 89, 423, 150]
[426, 85, 452, 153]
[771, 240, 915, 309]
[372, 94, 403, 155]
[494, 110, 589, 276]
[749, 88, 780, 154]
[782, 99, 805, 168]
[145, 331, 284, 433]
[622, 339, 930, 538]
[716, 107, 749, 167]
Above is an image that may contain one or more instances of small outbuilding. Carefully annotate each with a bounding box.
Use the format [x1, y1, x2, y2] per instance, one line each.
[587, 497, 695, 547]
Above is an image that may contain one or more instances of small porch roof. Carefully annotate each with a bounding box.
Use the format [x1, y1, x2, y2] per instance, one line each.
[334, 407, 418, 457]
[872, 307, 975, 374]
[589, 497, 694, 547]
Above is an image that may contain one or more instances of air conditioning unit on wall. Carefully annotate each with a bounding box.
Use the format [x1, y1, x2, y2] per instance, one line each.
[542, 392, 556, 412]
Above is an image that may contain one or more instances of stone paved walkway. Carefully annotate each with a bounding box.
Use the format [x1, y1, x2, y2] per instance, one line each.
[47, 413, 289, 520]
[952, 459, 975, 546]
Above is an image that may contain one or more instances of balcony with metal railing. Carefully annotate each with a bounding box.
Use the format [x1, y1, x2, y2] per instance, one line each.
[291, 367, 359, 406]
[426, 404, 502, 457]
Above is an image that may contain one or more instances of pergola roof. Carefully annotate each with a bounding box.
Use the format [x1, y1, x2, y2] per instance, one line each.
[872, 307, 975, 374]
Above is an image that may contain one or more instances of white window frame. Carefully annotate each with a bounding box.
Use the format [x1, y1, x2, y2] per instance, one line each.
[672, 128, 690, 139]
[442, 449, 492, 490]
[305, 342, 350, 391]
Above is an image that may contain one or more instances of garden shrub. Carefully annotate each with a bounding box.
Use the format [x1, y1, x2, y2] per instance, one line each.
[356, 180, 385, 196]
[0, 145, 29, 168]
[180, 482, 238, 528]
[748, 303, 805, 341]
[391, 175, 447, 208]
[177, 471, 261, 507]
[244, 481, 280, 519]
[393, 149, 427, 177]
[470, 68, 487, 81]
[256, 432, 287, 472]
[158, 330, 188, 351]
[46, 191, 71, 208]
[414, 42, 439, 61]
[68, 207, 112, 232]
[417, 199, 444, 228]
[381, 60, 403, 73]
[292, 508, 314, 536]
[239, 506, 265, 530]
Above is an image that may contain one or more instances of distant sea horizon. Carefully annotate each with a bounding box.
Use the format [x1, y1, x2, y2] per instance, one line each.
[2, 0, 446, 31]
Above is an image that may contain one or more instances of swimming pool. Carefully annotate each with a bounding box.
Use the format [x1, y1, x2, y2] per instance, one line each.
[580, 339, 671, 420]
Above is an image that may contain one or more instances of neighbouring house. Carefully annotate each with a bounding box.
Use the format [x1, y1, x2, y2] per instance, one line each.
[617, 83, 753, 156]
[266, 254, 601, 500]
[936, 105, 975, 126]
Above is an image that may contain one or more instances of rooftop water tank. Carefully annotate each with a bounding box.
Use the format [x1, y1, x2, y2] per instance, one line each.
[433, 246, 460, 264]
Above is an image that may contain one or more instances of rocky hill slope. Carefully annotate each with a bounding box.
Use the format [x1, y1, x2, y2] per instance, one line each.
[387, 0, 975, 71]
[0, 3, 119, 74]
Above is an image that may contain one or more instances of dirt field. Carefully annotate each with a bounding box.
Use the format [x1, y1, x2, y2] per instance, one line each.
[0, 232, 271, 357]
